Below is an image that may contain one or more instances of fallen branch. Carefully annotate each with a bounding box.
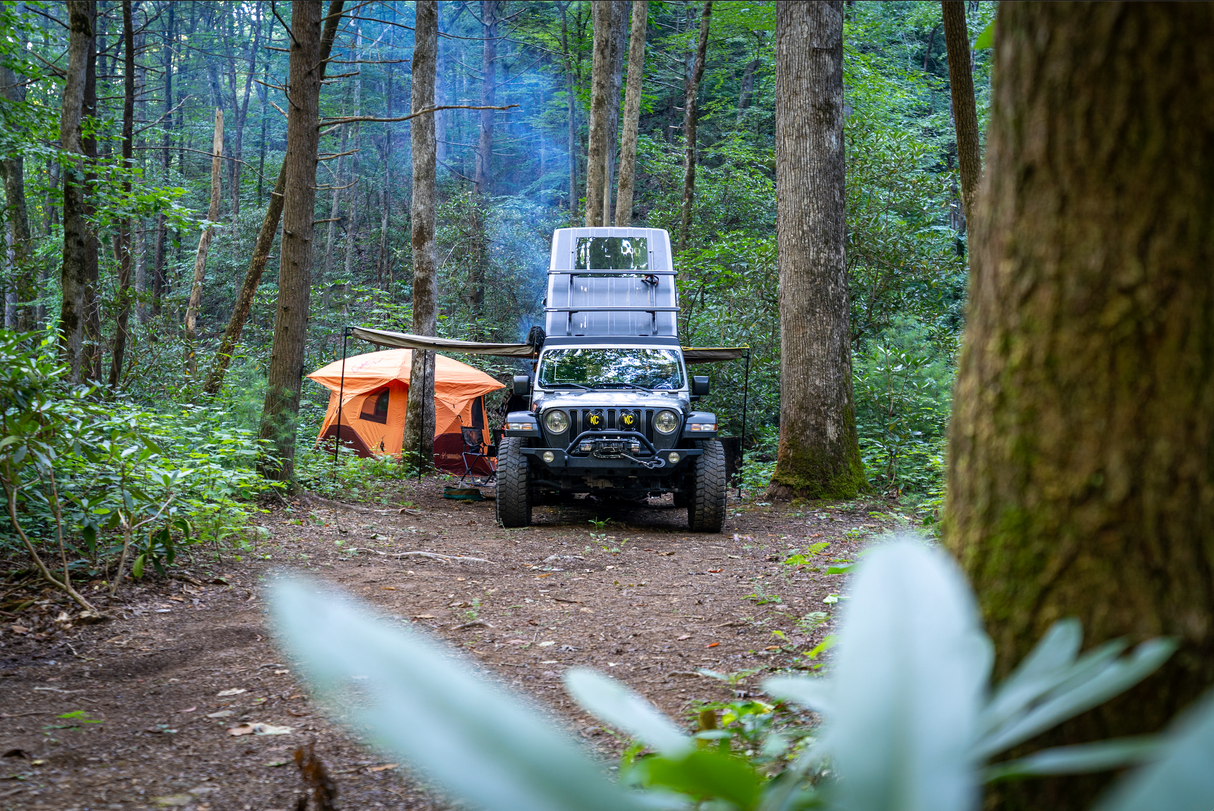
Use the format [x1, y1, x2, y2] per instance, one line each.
[371, 550, 495, 565]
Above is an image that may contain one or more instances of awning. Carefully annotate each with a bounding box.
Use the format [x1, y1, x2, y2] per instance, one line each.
[350, 328, 747, 364]
[351, 327, 538, 358]
[683, 347, 750, 364]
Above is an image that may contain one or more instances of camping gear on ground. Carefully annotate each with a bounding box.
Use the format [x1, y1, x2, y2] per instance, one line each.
[458, 426, 495, 486]
[308, 349, 503, 475]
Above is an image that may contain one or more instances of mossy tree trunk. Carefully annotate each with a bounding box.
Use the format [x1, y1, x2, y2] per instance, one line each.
[767, 0, 865, 502]
[945, 4, 1214, 808]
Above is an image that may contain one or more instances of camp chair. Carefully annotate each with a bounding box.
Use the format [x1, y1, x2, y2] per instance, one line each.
[459, 426, 496, 486]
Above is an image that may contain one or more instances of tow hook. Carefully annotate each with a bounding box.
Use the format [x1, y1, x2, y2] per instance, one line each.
[622, 453, 664, 469]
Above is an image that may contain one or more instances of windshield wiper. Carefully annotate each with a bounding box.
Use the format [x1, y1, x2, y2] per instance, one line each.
[600, 382, 654, 392]
[545, 382, 592, 390]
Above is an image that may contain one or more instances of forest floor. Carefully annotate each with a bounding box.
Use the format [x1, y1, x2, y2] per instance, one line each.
[0, 478, 905, 811]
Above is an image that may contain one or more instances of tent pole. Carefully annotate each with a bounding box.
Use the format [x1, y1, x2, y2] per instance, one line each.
[418, 350, 427, 483]
[739, 348, 750, 496]
[334, 326, 351, 476]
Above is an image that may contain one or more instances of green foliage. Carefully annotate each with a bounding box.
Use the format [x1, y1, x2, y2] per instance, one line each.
[272, 537, 1214, 811]
[853, 317, 955, 497]
[0, 331, 278, 590]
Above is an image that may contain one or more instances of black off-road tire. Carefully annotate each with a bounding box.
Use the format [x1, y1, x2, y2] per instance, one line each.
[687, 439, 727, 532]
[495, 437, 532, 528]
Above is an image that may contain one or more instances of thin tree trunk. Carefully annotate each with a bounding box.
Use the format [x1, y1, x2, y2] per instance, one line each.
[403, 0, 439, 470]
[81, 0, 101, 382]
[678, 1, 711, 251]
[474, 0, 498, 196]
[584, 0, 616, 227]
[204, 1, 345, 397]
[183, 108, 223, 377]
[0, 59, 35, 331]
[57, 0, 93, 384]
[323, 99, 349, 280]
[151, 0, 173, 317]
[227, 4, 261, 218]
[108, 0, 136, 389]
[942, 1, 981, 231]
[257, 0, 326, 483]
[945, 6, 1214, 808]
[735, 32, 763, 128]
[560, 2, 578, 217]
[767, 0, 865, 500]
[376, 60, 393, 288]
[614, 0, 648, 226]
[132, 6, 147, 323]
[343, 45, 361, 280]
[601, 0, 626, 221]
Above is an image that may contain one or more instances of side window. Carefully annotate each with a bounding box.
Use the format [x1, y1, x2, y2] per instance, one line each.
[360, 389, 390, 424]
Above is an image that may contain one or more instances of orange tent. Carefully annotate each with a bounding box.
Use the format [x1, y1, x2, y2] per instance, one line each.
[309, 349, 503, 471]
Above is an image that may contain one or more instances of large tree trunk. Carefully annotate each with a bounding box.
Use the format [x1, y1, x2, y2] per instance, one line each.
[944, 5, 1214, 809]
[767, 0, 865, 501]
[614, 0, 648, 226]
[257, 0, 325, 483]
[560, 2, 579, 218]
[600, 0, 627, 221]
[57, 0, 93, 384]
[108, 0, 136, 389]
[941, 1, 980, 230]
[402, 0, 439, 470]
[0, 58, 34, 331]
[183, 108, 224, 377]
[677, 1, 711, 251]
[204, 1, 345, 397]
[584, 0, 616, 227]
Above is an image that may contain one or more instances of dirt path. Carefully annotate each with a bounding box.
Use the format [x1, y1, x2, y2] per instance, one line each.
[0, 480, 897, 810]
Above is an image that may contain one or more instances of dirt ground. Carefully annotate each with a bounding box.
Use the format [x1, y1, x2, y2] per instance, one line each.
[0, 479, 900, 811]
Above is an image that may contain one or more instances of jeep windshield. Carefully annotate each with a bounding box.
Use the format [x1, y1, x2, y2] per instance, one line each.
[538, 348, 684, 390]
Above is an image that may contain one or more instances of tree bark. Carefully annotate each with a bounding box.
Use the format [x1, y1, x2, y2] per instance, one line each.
[403, 0, 439, 470]
[0, 59, 34, 331]
[584, 0, 616, 227]
[601, 0, 627, 221]
[204, 1, 345, 397]
[677, 1, 711, 251]
[108, 0, 136, 389]
[942, 0, 980, 230]
[257, 0, 325, 483]
[560, 2, 579, 218]
[183, 107, 224, 377]
[226, 4, 261, 218]
[944, 5, 1214, 808]
[614, 0, 648, 226]
[767, 0, 865, 500]
[57, 0, 93, 384]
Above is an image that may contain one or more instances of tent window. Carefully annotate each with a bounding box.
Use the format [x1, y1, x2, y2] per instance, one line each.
[360, 389, 390, 424]
[471, 396, 485, 429]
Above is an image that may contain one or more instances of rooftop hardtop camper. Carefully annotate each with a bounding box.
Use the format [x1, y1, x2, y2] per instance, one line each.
[497, 227, 728, 532]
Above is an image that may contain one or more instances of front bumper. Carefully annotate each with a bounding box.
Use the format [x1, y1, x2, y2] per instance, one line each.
[521, 446, 701, 474]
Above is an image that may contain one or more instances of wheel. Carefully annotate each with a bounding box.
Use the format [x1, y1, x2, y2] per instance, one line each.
[687, 439, 727, 532]
[495, 437, 532, 528]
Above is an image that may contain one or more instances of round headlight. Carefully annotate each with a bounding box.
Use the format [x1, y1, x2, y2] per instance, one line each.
[542, 451, 556, 464]
[654, 410, 679, 434]
[544, 409, 570, 433]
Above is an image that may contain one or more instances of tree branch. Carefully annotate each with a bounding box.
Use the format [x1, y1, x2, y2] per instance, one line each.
[321, 103, 518, 127]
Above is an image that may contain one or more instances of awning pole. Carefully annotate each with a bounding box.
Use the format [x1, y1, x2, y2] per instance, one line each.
[739, 349, 751, 495]
[333, 326, 351, 476]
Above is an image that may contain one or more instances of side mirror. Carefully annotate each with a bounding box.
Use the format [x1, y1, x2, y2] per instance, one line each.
[512, 375, 530, 397]
[692, 376, 710, 397]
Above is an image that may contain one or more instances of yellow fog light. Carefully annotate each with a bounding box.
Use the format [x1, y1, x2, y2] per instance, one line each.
[668, 452, 680, 464]
[542, 451, 556, 463]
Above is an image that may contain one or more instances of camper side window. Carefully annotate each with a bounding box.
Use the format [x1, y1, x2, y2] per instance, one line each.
[360, 390, 390, 424]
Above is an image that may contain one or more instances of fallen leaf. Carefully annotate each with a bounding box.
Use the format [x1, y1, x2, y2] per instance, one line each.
[764, 645, 780, 651]
[274, 669, 290, 675]
[536, 573, 552, 578]
[809, 533, 823, 538]
[152, 793, 195, 807]
[538, 641, 555, 647]
[412, 614, 437, 620]
[217, 688, 246, 697]
[677, 634, 692, 640]
[706, 642, 720, 648]
[178, 706, 197, 714]
[168, 596, 184, 602]
[206, 710, 233, 718]
[267, 760, 291, 767]
[10, 625, 28, 635]
[228, 722, 293, 736]
[367, 763, 398, 772]
[708, 569, 722, 573]
[380, 586, 396, 591]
